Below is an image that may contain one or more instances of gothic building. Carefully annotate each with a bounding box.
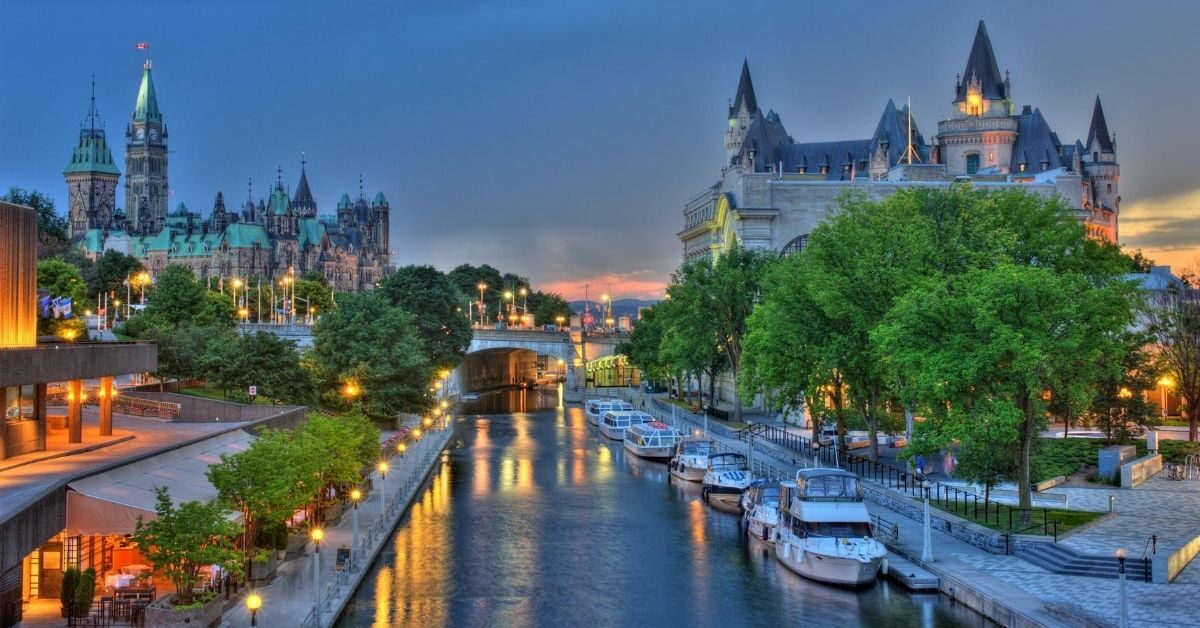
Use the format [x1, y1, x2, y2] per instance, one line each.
[66, 62, 392, 292]
[682, 21, 1121, 262]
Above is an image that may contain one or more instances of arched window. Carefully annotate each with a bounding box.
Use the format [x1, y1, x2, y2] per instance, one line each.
[780, 234, 809, 257]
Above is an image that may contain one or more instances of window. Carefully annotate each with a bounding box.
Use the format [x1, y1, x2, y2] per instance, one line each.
[780, 234, 809, 257]
[1093, 152, 1099, 162]
[1107, 183, 1112, 193]
[1018, 163, 1027, 173]
[797, 166, 806, 174]
[819, 165, 828, 175]
[966, 153, 980, 175]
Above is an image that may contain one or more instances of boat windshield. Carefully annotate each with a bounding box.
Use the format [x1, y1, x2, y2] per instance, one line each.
[681, 441, 713, 456]
[759, 486, 780, 506]
[709, 454, 747, 471]
[795, 521, 873, 538]
[797, 474, 862, 501]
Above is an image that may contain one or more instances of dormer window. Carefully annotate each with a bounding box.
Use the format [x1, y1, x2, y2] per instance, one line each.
[819, 166, 828, 175]
[797, 166, 806, 174]
[1018, 163, 1027, 173]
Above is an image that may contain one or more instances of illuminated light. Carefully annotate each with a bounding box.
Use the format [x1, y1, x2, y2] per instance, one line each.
[424, 417, 433, 427]
[311, 528, 324, 542]
[1118, 387, 1133, 399]
[1159, 376, 1175, 388]
[232, 278, 243, 289]
[61, 329, 79, 341]
[1115, 547, 1127, 559]
[350, 488, 362, 501]
[412, 428, 422, 438]
[343, 382, 360, 398]
[397, 442, 407, 454]
[377, 461, 389, 474]
[246, 593, 262, 611]
[85, 309, 93, 317]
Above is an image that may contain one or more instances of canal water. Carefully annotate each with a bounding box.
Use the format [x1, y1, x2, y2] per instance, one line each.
[338, 388, 988, 627]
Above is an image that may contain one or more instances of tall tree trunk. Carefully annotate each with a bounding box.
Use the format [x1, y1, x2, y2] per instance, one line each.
[732, 364, 743, 424]
[1016, 395, 1035, 518]
[1188, 391, 1198, 442]
[832, 375, 847, 453]
[707, 369, 717, 412]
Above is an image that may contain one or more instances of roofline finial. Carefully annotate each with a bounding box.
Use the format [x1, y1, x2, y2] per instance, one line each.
[301, 150, 306, 173]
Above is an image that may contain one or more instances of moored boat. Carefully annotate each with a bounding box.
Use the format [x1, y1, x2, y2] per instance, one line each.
[585, 399, 633, 426]
[774, 468, 888, 587]
[623, 421, 684, 461]
[702, 452, 752, 513]
[669, 437, 715, 482]
[598, 410, 654, 440]
[740, 480, 781, 545]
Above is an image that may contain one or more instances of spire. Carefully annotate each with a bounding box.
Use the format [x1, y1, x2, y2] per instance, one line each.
[358, 175, 364, 200]
[729, 59, 758, 118]
[956, 20, 1006, 102]
[293, 155, 316, 214]
[83, 74, 102, 133]
[133, 61, 162, 124]
[1087, 95, 1114, 153]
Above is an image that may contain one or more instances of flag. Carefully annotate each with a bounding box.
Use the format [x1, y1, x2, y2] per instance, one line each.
[39, 296, 51, 318]
[136, 42, 148, 50]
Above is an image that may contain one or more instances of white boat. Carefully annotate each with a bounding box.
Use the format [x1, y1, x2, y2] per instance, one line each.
[774, 468, 888, 587]
[702, 452, 753, 513]
[585, 399, 633, 426]
[460, 393, 479, 401]
[741, 480, 781, 545]
[669, 437, 715, 482]
[623, 421, 684, 461]
[598, 410, 653, 440]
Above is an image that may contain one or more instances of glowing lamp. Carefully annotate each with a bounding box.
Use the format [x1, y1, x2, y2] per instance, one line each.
[350, 489, 362, 502]
[310, 528, 324, 542]
[246, 594, 262, 611]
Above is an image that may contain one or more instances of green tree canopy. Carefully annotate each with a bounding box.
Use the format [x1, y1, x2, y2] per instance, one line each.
[88, 250, 146, 302]
[3, 188, 69, 259]
[311, 292, 433, 418]
[126, 265, 235, 336]
[293, 278, 336, 320]
[37, 257, 89, 303]
[202, 332, 315, 404]
[377, 265, 472, 370]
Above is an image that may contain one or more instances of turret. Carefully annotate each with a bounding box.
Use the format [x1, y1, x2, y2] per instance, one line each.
[725, 59, 761, 166]
[937, 21, 1018, 175]
[64, 77, 120, 239]
[211, 191, 228, 232]
[371, 191, 390, 256]
[337, 193, 353, 230]
[292, 158, 317, 217]
[124, 60, 169, 234]
[1084, 96, 1120, 220]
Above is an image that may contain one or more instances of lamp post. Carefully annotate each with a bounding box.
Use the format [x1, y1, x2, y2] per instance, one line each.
[138, 271, 150, 304]
[1116, 547, 1128, 628]
[440, 400, 450, 430]
[477, 283, 487, 327]
[921, 478, 933, 563]
[519, 287, 528, 323]
[556, 315, 565, 331]
[1159, 376, 1174, 417]
[310, 528, 324, 618]
[397, 442, 407, 458]
[377, 461, 389, 515]
[349, 489, 362, 572]
[246, 592, 262, 626]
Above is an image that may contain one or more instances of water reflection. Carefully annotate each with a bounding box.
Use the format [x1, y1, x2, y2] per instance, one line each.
[339, 392, 987, 627]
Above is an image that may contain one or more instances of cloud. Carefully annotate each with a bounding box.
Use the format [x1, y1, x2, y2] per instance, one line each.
[1120, 187, 1200, 270]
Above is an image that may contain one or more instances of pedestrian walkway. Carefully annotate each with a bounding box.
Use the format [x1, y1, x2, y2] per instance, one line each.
[220, 425, 454, 628]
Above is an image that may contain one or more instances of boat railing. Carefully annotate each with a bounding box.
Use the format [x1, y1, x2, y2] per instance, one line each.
[871, 514, 899, 543]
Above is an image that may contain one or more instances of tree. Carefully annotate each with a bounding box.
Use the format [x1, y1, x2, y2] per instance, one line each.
[125, 265, 234, 336]
[377, 265, 472, 370]
[37, 257, 89, 304]
[617, 304, 669, 384]
[293, 277, 336, 320]
[294, 413, 379, 518]
[202, 332, 315, 404]
[132, 487, 243, 606]
[311, 292, 433, 418]
[208, 428, 314, 576]
[88, 250, 145, 301]
[447, 263, 504, 299]
[3, 188, 69, 259]
[527, 290, 573, 328]
[1082, 333, 1160, 442]
[149, 325, 230, 387]
[1146, 285, 1200, 440]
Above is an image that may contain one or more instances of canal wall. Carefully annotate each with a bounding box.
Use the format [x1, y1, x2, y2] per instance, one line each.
[639, 397, 1067, 628]
[314, 425, 455, 628]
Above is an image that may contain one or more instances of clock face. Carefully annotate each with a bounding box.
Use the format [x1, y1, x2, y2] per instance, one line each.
[149, 129, 159, 142]
[135, 128, 145, 140]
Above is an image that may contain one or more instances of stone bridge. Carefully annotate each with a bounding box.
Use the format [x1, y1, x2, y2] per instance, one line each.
[454, 328, 626, 399]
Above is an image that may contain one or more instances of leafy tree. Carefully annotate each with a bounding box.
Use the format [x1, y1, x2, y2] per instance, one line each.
[132, 487, 243, 606]
[1146, 285, 1200, 440]
[88, 250, 146, 302]
[202, 332, 316, 404]
[37, 257, 89, 303]
[617, 304, 669, 383]
[447, 263, 504, 299]
[377, 265, 472, 370]
[1082, 333, 1160, 442]
[293, 278, 336, 320]
[527, 290, 573, 327]
[126, 265, 235, 336]
[311, 292, 433, 418]
[294, 413, 379, 518]
[208, 428, 314, 573]
[148, 325, 231, 387]
[3, 187, 69, 259]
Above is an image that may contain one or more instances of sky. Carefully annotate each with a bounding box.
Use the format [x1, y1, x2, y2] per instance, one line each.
[2, 0, 1198, 299]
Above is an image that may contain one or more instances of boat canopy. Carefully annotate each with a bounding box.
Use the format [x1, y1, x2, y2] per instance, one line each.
[709, 452, 748, 471]
[792, 469, 863, 502]
[678, 438, 715, 456]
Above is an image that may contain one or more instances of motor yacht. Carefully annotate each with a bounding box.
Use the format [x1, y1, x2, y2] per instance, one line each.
[668, 437, 716, 482]
[774, 468, 888, 587]
[598, 410, 653, 440]
[701, 452, 753, 513]
[740, 480, 781, 544]
[623, 421, 684, 461]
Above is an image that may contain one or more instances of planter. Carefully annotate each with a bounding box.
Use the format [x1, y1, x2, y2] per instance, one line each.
[286, 531, 308, 555]
[323, 500, 345, 524]
[249, 552, 282, 582]
[143, 593, 223, 628]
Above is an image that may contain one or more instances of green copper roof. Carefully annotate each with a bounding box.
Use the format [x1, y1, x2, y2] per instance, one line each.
[270, 186, 291, 216]
[223, 223, 271, 249]
[133, 64, 162, 124]
[337, 193, 352, 209]
[372, 191, 388, 207]
[82, 229, 105, 254]
[64, 133, 120, 175]
[145, 227, 175, 252]
[297, 218, 328, 250]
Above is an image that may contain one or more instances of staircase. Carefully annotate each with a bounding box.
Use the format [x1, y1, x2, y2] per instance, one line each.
[1017, 542, 1150, 581]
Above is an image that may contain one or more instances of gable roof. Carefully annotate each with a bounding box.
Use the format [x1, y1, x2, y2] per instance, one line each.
[957, 20, 1006, 102]
[1011, 107, 1067, 173]
[293, 166, 316, 212]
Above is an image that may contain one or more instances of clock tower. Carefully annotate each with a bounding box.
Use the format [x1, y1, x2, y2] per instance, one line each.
[124, 60, 168, 234]
[64, 79, 120, 240]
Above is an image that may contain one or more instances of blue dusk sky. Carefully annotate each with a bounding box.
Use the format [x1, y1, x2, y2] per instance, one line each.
[2, 0, 1197, 298]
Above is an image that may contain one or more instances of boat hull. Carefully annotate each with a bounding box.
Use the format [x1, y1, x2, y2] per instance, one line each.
[625, 441, 673, 460]
[703, 486, 745, 513]
[775, 543, 882, 586]
[586, 413, 600, 426]
[745, 518, 776, 544]
[669, 462, 707, 482]
[599, 425, 624, 440]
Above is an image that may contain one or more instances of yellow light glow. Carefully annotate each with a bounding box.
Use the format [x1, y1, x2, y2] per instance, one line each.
[504, 291, 513, 299]
[967, 92, 982, 112]
[439, 369, 451, 380]
[1118, 387, 1133, 399]
[61, 329, 78, 341]
[377, 461, 389, 474]
[424, 417, 433, 427]
[519, 288, 527, 296]
[1159, 376, 1175, 388]
[311, 528, 324, 542]
[85, 309, 93, 317]
[397, 442, 407, 454]
[246, 593, 262, 611]
[412, 428, 422, 438]
[439, 400, 449, 409]
[350, 488, 362, 501]
[238, 307, 249, 318]
[343, 382, 360, 398]
[232, 278, 243, 289]
[113, 299, 120, 306]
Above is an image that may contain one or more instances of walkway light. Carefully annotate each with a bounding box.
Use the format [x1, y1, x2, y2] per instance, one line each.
[424, 417, 433, 428]
[1116, 547, 1128, 628]
[397, 442, 407, 456]
[246, 593, 262, 626]
[311, 528, 324, 543]
[349, 489, 362, 571]
[412, 427, 422, 438]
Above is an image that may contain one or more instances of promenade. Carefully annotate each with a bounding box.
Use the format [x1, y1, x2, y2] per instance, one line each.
[221, 424, 454, 628]
[613, 387, 1200, 627]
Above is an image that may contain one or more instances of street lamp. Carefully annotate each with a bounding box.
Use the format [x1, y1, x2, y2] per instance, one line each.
[246, 593, 262, 627]
[349, 489, 362, 572]
[377, 461, 389, 514]
[137, 271, 151, 304]
[921, 478, 933, 563]
[238, 307, 249, 322]
[412, 427, 422, 439]
[310, 528, 324, 618]
[397, 442, 407, 457]
[1116, 547, 1128, 628]
[556, 315, 565, 331]
[477, 283, 487, 327]
[1159, 376, 1175, 417]
[424, 416, 433, 428]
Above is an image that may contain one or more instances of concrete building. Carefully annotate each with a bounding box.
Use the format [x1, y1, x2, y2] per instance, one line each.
[681, 20, 1121, 262]
[66, 62, 392, 292]
[0, 200, 157, 625]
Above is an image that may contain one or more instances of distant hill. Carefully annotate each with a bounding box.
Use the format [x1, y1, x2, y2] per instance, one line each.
[569, 298, 658, 320]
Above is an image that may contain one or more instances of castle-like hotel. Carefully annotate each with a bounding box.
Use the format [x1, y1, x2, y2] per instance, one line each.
[680, 21, 1120, 260]
[64, 62, 392, 291]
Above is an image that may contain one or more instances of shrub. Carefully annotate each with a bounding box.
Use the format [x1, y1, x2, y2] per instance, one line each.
[60, 566, 79, 614]
[73, 568, 96, 617]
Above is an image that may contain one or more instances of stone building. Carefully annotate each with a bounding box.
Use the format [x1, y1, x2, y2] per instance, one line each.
[681, 20, 1121, 262]
[66, 62, 392, 291]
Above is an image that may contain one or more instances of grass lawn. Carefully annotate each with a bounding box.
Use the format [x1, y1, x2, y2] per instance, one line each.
[918, 494, 1104, 536]
[180, 386, 275, 405]
[1159, 440, 1200, 464]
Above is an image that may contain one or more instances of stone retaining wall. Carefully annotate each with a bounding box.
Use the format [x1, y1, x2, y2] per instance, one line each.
[1152, 524, 1200, 583]
[1120, 453, 1162, 488]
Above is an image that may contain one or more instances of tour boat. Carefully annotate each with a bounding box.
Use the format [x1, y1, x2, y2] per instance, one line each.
[740, 480, 782, 545]
[586, 399, 633, 426]
[598, 410, 653, 440]
[668, 437, 716, 482]
[623, 421, 684, 461]
[774, 468, 888, 587]
[701, 452, 753, 513]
